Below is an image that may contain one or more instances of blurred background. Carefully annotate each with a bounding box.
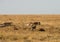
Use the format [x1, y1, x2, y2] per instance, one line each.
[0, 0, 60, 14]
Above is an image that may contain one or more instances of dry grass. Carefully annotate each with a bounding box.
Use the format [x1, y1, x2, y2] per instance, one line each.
[0, 15, 60, 42]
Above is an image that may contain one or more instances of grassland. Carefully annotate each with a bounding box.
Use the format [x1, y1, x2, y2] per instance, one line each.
[0, 15, 60, 42]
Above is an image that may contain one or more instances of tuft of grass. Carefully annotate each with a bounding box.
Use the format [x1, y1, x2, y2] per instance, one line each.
[0, 35, 5, 40]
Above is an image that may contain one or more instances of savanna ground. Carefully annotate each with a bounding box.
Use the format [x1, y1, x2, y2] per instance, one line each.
[0, 15, 60, 42]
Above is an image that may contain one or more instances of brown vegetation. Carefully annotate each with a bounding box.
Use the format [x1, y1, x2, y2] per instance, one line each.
[0, 15, 60, 42]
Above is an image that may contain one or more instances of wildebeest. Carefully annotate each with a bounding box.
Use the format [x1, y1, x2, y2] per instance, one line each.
[3, 22, 12, 26]
[38, 28, 45, 32]
[33, 22, 40, 25]
[0, 22, 12, 27]
[30, 22, 41, 30]
[31, 25, 36, 31]
[0, 24, 5, 27]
